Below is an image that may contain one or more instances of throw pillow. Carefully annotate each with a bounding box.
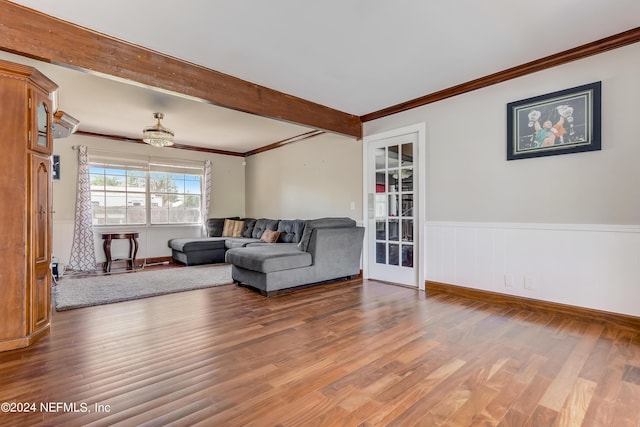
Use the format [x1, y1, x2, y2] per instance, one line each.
[207, 217, 240, 237]
[222, 219, 245, 237]
[260, 229, 280, 243]
[231, 220, 244, 237]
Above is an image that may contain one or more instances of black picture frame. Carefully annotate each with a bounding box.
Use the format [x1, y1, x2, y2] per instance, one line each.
[506, 81, 601, 161]
[52, 155, 60, 180]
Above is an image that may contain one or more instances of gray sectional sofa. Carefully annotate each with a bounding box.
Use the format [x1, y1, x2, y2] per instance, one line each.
[167, 217, 364, 295]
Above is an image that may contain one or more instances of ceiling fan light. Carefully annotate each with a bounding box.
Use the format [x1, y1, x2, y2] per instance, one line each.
[143, 112, 174, 147]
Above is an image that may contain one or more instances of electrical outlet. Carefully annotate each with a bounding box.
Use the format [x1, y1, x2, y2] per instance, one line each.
[504, 275, 513, 287]
[524, 276, 535, 290]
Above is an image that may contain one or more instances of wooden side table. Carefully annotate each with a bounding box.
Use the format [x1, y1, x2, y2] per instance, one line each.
[101, 232, 139, 272]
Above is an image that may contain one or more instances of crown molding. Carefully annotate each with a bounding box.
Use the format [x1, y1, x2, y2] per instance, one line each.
[74, 130, 327, 157]
[361, 27, 640, 122]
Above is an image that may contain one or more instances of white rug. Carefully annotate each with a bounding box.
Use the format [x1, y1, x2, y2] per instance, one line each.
[53, 264, 233, 311]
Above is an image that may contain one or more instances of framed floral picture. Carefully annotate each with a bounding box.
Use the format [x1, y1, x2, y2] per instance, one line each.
[506, 82, 601, 160]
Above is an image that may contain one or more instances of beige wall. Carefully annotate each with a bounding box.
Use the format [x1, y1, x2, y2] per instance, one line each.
[244, 133, 362, 220]
[364, 42, 640, 225]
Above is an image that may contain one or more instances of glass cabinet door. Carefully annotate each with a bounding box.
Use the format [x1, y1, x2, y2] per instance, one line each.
[37, 102, 49, 148]
[29, 89, 52, 154]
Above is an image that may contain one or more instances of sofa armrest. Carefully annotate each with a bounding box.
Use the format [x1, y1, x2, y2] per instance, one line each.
[307, 227, 364, 278]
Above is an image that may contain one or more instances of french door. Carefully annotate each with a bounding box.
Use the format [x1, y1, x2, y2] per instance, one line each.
[366, 132, 418, 287]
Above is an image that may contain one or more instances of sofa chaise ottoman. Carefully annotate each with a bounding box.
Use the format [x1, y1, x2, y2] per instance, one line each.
[167, 238, 227, 266]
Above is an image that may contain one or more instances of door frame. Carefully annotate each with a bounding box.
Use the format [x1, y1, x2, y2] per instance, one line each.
[362, 123, 426, 290]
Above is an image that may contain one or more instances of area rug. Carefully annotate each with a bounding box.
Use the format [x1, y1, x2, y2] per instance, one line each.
[53, 264, 233, 311]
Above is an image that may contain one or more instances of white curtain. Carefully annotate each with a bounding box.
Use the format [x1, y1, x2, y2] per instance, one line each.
[69, 145, 97, 271]
[202, 159, 212, 236]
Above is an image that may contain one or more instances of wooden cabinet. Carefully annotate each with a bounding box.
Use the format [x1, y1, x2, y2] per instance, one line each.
[0, 59, 57, 352]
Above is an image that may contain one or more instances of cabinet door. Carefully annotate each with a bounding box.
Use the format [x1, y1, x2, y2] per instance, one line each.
[28, 153, 52, 332]
[28, 89, 53, 155]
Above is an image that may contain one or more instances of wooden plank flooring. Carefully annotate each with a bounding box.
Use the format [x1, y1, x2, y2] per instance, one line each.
[1, 279, 639, 426]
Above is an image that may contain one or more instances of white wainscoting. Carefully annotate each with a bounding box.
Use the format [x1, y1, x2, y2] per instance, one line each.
[426, 221, 640, 317]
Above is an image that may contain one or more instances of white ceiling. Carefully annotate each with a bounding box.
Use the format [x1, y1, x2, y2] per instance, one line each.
[5, 0, 640, 152]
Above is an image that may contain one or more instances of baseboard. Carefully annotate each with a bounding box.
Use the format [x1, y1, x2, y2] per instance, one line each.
[97, 256, 174, 270]
[426, 280, 640, 331]
[142, 256, 174, 266]
[0, 325, 50, 352]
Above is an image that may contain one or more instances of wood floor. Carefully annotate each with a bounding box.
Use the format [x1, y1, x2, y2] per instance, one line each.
[1, 278, 639, 426]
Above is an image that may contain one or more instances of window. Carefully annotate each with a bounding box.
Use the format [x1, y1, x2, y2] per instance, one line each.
[149, 170, 202, 224]
[89, 158, 203, 226]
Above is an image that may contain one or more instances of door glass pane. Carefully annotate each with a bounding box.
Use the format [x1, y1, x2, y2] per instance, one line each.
[388, 146, 399, 168]
[388, 194, 399, 217]
[375, 148, 386, 170]
[375, 195, 386, 217]
[376, 242, 386, 264]
[375, 172, 386, 193]
[375, 220, 386, 240]
[402, 219, 413, 242]
[402, 194, 413, 217]
[401, 169, 413, 192]
[401, 143, 413, 166]
[389, 219, 399, 241]
[402, 245, 414, 267]
[389, 243, 399, 265]
[387, 170, 399, 192]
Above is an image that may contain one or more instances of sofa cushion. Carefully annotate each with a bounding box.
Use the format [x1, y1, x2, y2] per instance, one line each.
[168, 237, 226, 252]
[277, 219, 306, 243]
[298, 217, 357, 251]
[260, 229, 280, 243]
[241, 218, 257, 238]
[246, 242, 300, 249]
[206, 217, 240, 237]
[222, 219, 245, 237]
[225, 246, 312, 273]
[225, 238, 262, 249]
[251, 218, 279, 239]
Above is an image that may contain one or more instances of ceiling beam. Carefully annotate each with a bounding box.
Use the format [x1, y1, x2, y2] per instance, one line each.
[0, 1, 362, 139]
[361, 27, 640, 122]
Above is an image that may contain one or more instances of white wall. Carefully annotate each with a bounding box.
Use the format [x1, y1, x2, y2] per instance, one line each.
[52, 134, 245, 266]
[245, 133, 362, 219]
[364, 43, 640, 316]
